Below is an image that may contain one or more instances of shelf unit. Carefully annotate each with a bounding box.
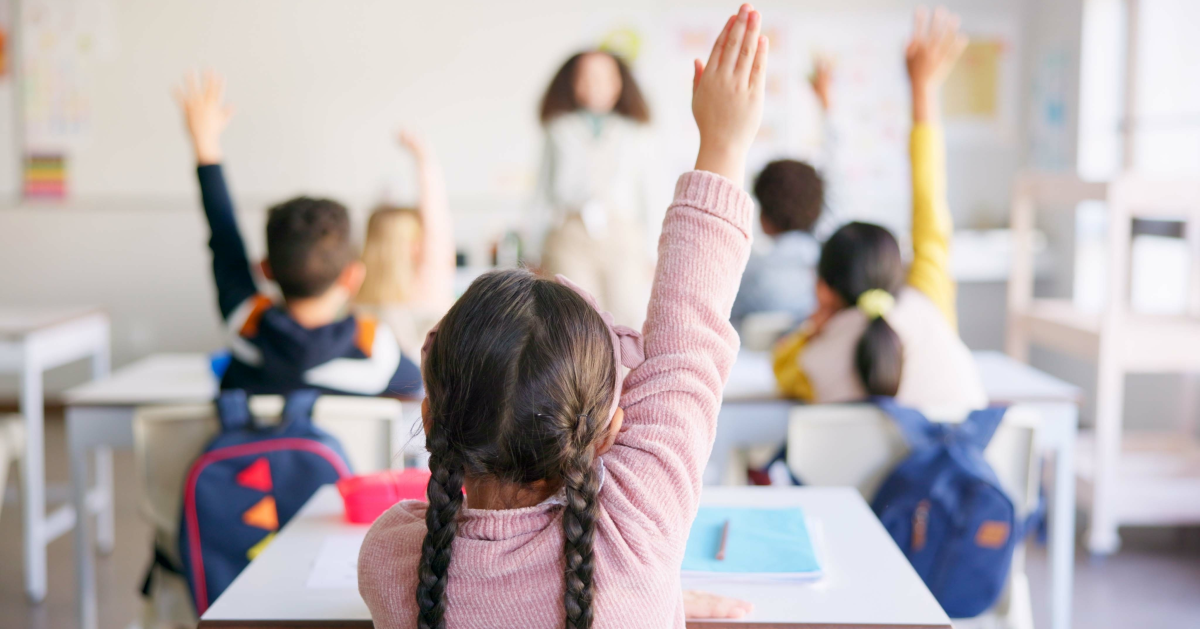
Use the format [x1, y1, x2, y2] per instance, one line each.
[1006, 171, 1200, 554]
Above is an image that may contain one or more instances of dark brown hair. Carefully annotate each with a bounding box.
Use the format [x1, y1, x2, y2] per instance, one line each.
[417, 269, 617, 629]
[754, 160, 825, 233]
[539, 51, 650, 124]
[265, 196, 354, 299]
[818, 222, 905, 396]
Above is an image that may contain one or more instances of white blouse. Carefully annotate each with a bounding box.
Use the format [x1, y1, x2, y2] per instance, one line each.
[526, 111, 661, 259]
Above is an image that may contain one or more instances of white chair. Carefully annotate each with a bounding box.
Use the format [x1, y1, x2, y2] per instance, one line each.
[0, 416, 25, 520]
[134, 395, 414, 629]
[787, 403, 1040, 629]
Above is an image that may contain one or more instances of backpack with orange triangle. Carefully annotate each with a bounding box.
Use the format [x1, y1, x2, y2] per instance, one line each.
[178, 389, 352, 614]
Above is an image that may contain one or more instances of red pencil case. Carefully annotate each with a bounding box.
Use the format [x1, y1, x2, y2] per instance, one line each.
[336, 469, 432, 524]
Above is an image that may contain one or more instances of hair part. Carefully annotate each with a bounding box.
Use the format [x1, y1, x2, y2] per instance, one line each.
[754, 160, 825, 234]
[819, 222, 905, 397]
[539, 51, 650, 124]
[265, 196, 354, 299]
[417, 269, 617, 629]
[357, 206, 423, 305]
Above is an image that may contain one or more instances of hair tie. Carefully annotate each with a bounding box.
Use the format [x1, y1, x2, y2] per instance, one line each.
[554, 275, 645, 424]
[857, 289, 895, 320]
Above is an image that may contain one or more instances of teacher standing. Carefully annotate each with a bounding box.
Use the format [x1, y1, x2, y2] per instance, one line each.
[528, 50, 659, 329]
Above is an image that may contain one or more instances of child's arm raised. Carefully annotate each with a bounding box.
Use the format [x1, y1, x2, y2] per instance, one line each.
[904, 7, 966, 328]
[603, 4, 765, 537]
[398, 130, 455, 310]
[175, 71, 257, 321]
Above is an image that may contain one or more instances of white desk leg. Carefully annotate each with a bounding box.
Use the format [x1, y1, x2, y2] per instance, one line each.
[68, 407, 99, 629]
[90, 335, 114, 553]
[1047, 404, 1077, 629]
[1089, 354, 1124, 555]
[94, 448, 115, 553]
[19, 353, 47, 603]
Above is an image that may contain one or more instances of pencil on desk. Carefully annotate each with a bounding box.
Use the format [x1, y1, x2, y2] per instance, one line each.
[716, 519, 730, 561]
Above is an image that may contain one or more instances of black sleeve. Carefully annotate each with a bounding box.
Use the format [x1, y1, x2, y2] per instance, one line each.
[197, 164, 258, 320]
[385, 353, 424, 398]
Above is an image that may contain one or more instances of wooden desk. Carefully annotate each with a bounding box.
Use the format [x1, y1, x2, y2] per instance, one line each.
[200, 485, 951, 629]
[0, 306, 110, 602]
[714, 350, 1080, 629]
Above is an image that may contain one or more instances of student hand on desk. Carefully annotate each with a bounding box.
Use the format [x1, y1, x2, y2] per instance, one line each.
[684, 590, 754, 620]
[174, 70, 235, 166]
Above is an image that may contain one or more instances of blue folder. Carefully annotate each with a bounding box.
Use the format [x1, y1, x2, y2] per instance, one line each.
[682, 507, 820, 577]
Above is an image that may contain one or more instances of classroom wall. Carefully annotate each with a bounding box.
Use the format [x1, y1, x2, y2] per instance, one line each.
[1, 0, 1039, 397]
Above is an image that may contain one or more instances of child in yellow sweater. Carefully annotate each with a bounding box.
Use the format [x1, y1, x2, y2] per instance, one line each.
[773, 7, 985, 412]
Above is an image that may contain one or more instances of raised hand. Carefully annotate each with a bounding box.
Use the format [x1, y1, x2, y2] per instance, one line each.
[174, 70, 234, 165]
[809, 54, 834, 112]
[905, 6, 968, 123]
[682, 590, 754, 620]
[397, 128, 430, 159]
[691, 3, 768, 186]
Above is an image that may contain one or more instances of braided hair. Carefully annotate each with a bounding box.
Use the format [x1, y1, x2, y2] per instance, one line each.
[418, 269, 617, 629]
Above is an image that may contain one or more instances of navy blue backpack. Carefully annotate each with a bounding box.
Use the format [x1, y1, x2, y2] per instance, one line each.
[870, 398, 1024, 619]
[179, 389, 352, 614]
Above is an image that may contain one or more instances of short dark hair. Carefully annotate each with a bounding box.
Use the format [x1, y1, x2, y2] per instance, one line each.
[539, 51, 651, 124]
[264, 196, 354, 299]
[753, 160, 825, 233]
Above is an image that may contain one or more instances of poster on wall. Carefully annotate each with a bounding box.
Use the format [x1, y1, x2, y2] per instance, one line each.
[20, 0, 115, 199]
[942, 19, 1019, 144]
[0, 1, 9, 80]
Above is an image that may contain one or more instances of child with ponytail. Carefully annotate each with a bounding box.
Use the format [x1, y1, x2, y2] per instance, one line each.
[358, 5, 766, 628]
[773, 6, 986, 411]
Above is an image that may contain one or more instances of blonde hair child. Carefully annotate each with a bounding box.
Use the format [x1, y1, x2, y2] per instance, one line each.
[356, 131, 456, 358]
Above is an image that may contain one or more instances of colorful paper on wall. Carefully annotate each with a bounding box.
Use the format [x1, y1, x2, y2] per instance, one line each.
[0, 27, 8, 78]
[944, 39, 1006, 120]
[24, 154, 67, 199]
[21, 0, 115, 154]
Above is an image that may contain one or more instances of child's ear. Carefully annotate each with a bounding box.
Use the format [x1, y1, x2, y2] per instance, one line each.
[259, 259, 274, 280]
[338, 260, 367, 296]
[816, 278, 843, 310]
[759, 213, 781, 236]
[595, 407, 624, 457]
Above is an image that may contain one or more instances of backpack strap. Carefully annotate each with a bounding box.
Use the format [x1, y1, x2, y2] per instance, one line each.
[216, 389, 253, 432]
[280, 389, 321, 432]
[957, 406, 1007, 451]
[871, 396, 936, 450]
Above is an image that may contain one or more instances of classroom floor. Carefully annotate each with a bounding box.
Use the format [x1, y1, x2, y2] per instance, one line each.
[1, 411, 1199, 629]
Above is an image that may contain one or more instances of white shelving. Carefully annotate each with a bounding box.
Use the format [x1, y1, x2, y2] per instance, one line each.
[1006, 170, 1200, 555]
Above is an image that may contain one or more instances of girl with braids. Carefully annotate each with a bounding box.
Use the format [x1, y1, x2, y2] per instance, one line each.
[773, 6, 985, 411]
[357, 5, 766, 627]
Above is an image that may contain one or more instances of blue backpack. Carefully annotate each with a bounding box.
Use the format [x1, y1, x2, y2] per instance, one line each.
[179, 389, 352, 614]
[870, 398, 1023, 619]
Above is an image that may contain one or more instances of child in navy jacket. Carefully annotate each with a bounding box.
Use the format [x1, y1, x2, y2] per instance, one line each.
[176, 71, 421, 398]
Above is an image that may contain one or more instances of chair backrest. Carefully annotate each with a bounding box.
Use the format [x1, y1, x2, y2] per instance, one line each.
[786, 403, 1040, 514]
[133, 395, 408, 541]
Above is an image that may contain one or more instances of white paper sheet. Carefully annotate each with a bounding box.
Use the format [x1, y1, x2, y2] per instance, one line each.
[305, 533, 367, 590]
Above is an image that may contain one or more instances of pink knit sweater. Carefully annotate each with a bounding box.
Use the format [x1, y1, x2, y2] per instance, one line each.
[357, 170, 753, 629]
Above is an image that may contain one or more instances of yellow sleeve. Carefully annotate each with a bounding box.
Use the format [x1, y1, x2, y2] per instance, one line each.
[772, 328, 815, 401]
[906, 123, 957, 330]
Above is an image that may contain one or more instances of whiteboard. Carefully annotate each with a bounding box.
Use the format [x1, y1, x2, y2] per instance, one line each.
[11, 0, 1019, 233]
